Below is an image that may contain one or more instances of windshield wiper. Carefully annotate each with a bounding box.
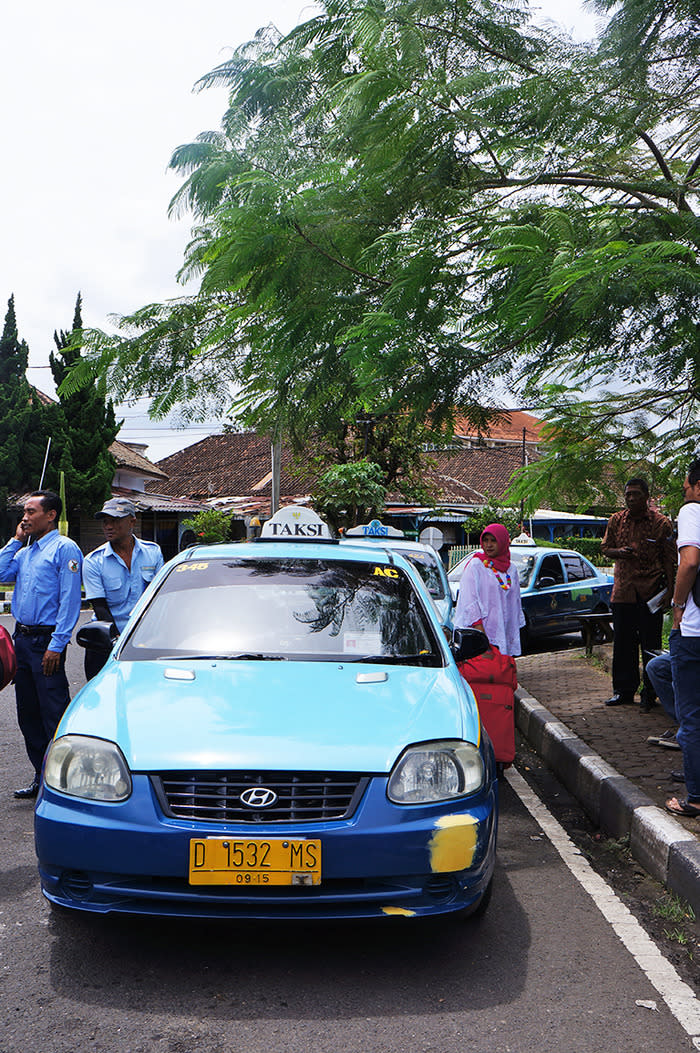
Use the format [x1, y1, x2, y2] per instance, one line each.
[352, 653, 439, 666]
[226, 653, 288, 661]
[156, 653, 287, 661]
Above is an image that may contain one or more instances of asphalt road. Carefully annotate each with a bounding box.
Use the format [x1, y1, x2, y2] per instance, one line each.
[0, 614, 694, 1053]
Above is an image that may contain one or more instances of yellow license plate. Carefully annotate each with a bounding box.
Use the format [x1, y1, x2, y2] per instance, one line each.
[189, 837, 322, 886]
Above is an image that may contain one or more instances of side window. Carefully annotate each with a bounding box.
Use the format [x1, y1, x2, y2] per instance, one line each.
[563, 555, 593, 582]
[537, 554, 565, 586]
[562, 555, 584, 582]
[579, 558, 597, 580]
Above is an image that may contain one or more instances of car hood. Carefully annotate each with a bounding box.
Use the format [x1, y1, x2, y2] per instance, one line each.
[58, 660, 478, 773]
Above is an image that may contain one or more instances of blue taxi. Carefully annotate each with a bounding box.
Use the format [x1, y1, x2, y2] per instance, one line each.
[343, 520, 454, 630]
[35, 507, 498, 920]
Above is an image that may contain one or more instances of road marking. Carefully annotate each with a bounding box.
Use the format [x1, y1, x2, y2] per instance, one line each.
[506, 766, 700, 1048]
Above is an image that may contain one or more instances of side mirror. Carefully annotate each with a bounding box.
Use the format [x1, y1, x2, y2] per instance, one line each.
[451, 627, 490, 663]
[537, 576, 557, 589]
[76, 620, 119, 654]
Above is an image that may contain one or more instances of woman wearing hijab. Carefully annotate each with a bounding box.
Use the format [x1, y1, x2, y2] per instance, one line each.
[455, 523, 525, 657]
[454, 524, 525, 766]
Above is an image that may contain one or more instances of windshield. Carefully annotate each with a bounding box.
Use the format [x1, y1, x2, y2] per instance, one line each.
[449, 550, 537, 587]
[404, 551, 447, 599]
[120, 557, 442, 665]
[510, 550, 538, 587]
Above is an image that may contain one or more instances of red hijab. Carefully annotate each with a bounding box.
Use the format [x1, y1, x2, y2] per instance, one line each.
[474, 523, 511, 573]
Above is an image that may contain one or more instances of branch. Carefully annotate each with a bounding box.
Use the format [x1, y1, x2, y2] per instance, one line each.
[637, 130, 673, 181]
[413, 20, 539, 76]
[473, 170, 675, 211]
[476, 131, 507, 181]
[291, 222, 391, 287]
[687, 150, 700, 182]
[637, 130, 691, 211]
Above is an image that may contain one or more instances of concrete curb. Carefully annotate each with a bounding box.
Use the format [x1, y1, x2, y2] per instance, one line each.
[515, 687, 700, 915]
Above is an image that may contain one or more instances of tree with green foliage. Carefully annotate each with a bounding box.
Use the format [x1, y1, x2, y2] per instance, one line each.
[0, 296, 48, 518]
[312, 459, 386, 531]
[43, 294, 119, 516]
[65, 0, 700, 508]
[63, 0, 542, 489]
[463, 503, 521, 543]
[480, 0, 700, 508]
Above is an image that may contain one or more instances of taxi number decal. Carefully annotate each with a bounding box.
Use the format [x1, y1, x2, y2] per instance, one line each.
[175, 562, 209, 572]
[372, 566, 398, 578]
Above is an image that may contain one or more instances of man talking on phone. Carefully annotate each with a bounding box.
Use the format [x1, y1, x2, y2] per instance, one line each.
[0, 491, 82, 798]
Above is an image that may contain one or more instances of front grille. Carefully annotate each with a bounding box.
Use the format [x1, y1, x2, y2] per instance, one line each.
[153, 771, 369, 823]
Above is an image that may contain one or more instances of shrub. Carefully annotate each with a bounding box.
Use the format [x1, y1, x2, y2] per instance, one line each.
[181, 509, 233, 544]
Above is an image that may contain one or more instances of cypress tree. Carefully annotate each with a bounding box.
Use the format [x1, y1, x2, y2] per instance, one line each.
[0, 296, 48, 524]
[46, 293, 119, 519]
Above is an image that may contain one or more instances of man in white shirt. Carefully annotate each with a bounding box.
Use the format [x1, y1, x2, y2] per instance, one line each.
[666, 459, 700, 817]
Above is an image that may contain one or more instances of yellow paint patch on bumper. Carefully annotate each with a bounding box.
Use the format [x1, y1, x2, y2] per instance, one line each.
[428, 814, 479, 873]
[381, 906, 417, 917]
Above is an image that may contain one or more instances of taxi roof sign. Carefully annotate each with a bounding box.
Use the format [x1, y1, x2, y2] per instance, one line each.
[345, 519, 405, 539]
[511, 531, 534, 545]
[260, 506, 335, 541]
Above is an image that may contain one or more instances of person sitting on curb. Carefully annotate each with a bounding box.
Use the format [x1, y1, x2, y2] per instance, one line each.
[645, 651, 680, 749]
[646, 650, 684, 787]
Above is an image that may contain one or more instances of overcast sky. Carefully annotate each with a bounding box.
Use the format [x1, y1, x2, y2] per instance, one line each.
[1, 0, 601, 461]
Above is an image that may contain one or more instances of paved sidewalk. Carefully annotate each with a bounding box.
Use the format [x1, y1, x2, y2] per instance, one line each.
[515, 644, 700, 913]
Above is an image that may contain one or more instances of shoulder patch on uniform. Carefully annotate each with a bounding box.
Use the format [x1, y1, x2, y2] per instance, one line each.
[68, 559, 79, 573]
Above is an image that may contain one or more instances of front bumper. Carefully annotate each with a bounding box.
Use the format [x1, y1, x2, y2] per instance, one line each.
[35, 772, 498, 919]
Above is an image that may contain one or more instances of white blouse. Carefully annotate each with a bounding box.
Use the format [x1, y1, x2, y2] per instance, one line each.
[454, 554, 525, 657]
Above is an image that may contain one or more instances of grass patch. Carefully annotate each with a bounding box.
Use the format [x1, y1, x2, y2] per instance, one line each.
[652, 891, 696, 924]
[664, 927, 689, 945]
[603, 834, 631, 856]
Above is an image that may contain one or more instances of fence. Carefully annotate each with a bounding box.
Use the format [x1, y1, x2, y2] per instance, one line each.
[447, 545, 477, 569]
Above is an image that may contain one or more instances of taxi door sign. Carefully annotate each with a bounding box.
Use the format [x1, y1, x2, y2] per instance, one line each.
[261, 506, 335, 541]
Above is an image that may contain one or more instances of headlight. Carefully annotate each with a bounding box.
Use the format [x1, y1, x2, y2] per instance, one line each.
[44, 735, 132, 802]
[387, 740, 484, 804]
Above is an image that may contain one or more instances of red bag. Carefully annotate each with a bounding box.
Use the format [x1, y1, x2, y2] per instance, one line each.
[457, 647, 517, 690]
[458, 645, 517, 764]
[469, 682, 515, 765]
[0, 625, 17, 690]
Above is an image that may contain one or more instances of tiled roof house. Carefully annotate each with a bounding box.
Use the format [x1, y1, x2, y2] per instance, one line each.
[151, 411, 610, 546]
[151, 419, 541, 547]
[452, 408, 544, 450]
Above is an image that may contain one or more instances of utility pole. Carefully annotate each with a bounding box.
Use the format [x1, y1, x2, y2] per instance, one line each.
[520, 427, 526, 530]
[271, 438, 281, 515]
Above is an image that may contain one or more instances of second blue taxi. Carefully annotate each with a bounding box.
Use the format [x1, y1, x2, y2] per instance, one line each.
[343, 519, 454, 630]
[35, 507, 498, 920]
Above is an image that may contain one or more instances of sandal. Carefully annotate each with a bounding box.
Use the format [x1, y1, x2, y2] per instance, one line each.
[665, 796, 700, 818]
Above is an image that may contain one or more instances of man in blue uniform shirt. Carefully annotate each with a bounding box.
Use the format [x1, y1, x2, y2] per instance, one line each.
[82, 497, 164, 679]
[0, 490, 83, 798]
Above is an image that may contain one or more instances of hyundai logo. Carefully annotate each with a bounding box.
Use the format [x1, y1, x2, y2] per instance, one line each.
[240, 787, 278, 808]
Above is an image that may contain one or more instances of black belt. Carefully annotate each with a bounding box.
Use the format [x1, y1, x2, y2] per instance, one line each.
[15, 623, 55, 636]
